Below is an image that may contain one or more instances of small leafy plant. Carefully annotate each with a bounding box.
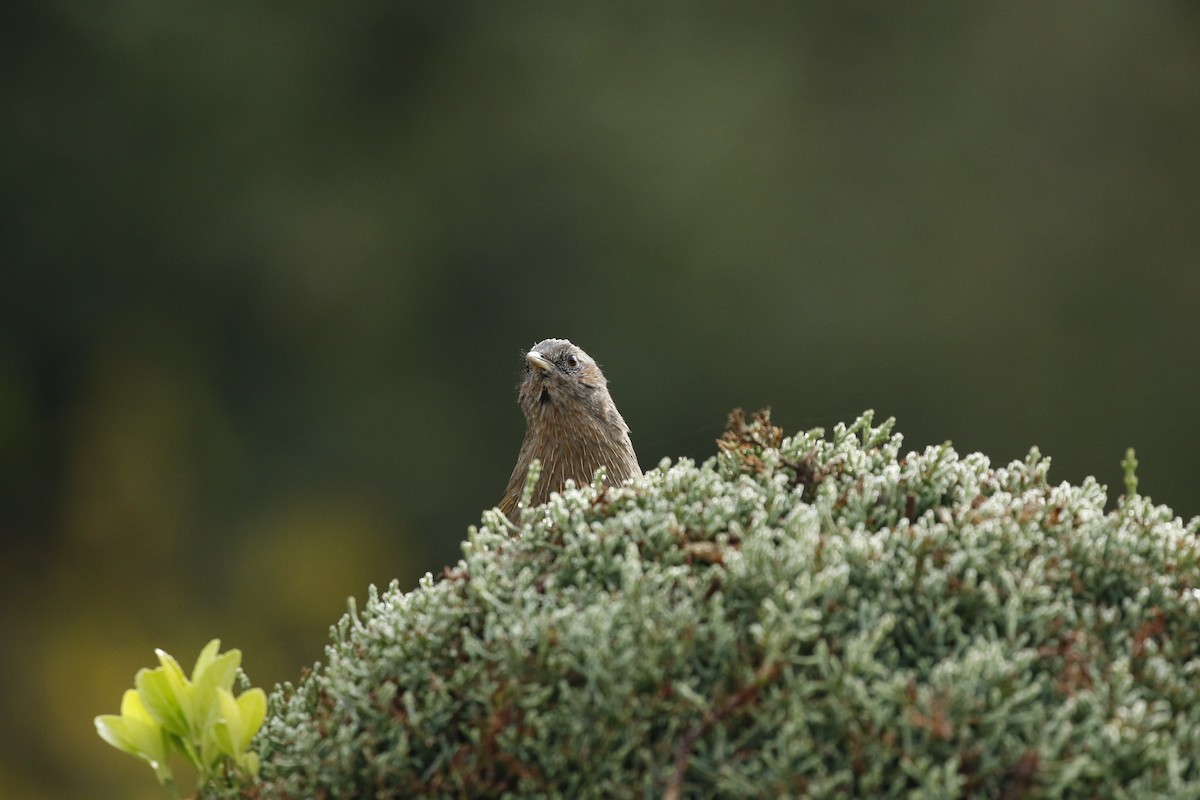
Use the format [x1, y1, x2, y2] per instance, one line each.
[95, 639, 265, 799]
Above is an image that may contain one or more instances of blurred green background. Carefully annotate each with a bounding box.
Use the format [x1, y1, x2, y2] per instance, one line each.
[3, 3, 1198, 797]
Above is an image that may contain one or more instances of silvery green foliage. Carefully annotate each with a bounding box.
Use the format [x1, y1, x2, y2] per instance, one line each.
[216, 412, 1200, 799]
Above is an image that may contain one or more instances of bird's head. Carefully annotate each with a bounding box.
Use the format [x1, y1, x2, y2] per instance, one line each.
[517, 338, 610, 421]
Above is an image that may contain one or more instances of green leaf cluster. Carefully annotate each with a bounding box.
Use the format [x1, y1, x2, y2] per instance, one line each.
[215, 412, 1200, 798]
[96, 639, 265, 798]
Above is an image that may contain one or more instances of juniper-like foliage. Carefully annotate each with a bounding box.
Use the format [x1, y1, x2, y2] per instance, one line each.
[211, 411, 1200, 799]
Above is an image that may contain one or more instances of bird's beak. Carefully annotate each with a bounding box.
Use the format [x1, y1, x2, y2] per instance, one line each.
[526, 350, 553, 372]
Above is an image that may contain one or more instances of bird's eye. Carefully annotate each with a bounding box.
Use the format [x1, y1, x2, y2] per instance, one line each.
[566, 354, 579, 369]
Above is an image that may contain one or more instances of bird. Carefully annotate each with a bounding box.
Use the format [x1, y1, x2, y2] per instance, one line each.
[499, 338, 641, 522]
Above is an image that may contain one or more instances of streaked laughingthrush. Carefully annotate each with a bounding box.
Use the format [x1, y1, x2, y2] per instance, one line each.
[499, 338, 640, 522]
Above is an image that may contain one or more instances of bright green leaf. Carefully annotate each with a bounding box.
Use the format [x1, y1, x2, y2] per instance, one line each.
[94, 689, 175, 787]
[95, 713, 138, 757]
[190, 639, 222, 682]
[213, 685, 266, 770]
[136, 665, 190, 738]
[213, 688, 239, 758]
[190, 643, 241, 740]
[196, 648, 241, 694]
[120, 689, 167, 757]
[154, 648, 189, 688]
[234, 688, 267, 750]
[188, 679, 221, 741]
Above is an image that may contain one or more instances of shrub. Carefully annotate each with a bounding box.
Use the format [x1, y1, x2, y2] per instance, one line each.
[214, 411, 1200, 798]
